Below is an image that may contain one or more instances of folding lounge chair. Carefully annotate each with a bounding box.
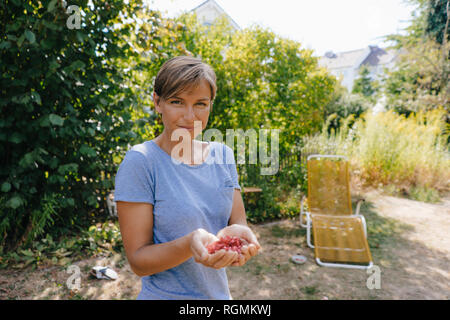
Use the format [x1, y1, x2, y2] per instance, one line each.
[299, 155, 373, 269]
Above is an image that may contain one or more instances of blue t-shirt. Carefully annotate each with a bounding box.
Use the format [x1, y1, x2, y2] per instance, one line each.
[114, 140, 241, 300]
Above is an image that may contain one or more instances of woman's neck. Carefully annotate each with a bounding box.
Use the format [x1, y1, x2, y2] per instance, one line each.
[156, 129, 190, 151]
[154, 130, 209, 165]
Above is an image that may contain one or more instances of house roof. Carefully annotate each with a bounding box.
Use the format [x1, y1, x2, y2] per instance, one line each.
[319, 45, 400, 70]
[191, 0, 213, 12]
[191, 0, 240, 30]
[319, 48, 369, 70]
[361, 46, 399, 67]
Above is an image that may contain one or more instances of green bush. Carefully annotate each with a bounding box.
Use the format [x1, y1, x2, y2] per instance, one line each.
[302, 109, 450, 200]
[0, 221, 123, 269]
[324, 82, 372, 133]
[0, 0, 169, 251]
[408, 185, 442, 203]
[175, 13, 336, 156]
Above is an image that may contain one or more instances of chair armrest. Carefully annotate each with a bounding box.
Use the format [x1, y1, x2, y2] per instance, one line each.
[354, 198, 367, 237]
[355, 197, 365, 216]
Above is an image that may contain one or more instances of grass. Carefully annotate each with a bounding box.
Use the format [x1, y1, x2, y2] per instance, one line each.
[383, 183, 443, 203]
[270, 224, 306, 238]
[301, 285, 318, 296]
[408, 185, 442, 203]
[356, 199, 413, 250]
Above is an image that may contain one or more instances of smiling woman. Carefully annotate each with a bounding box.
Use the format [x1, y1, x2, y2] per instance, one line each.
[114, 56, 261, 300]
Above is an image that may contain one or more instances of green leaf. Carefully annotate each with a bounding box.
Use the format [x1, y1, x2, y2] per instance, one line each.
[6, 196, 25, 209]
[87, 195, 97, 206]
[48, 157, 59, 169]
[58, 257, 72, 266]
[6, 34, 17, 41]
[31, 91, 42, 105]
[49, 114, 64, 126]
[0, 41, 11, 49]
[67, 60, 86, 73]
[9, 132, 23, 144]
[38, 148, 49, 156]
[1, 182, 11, 192]
[48, 0, 57, 12]
[12, 181, 20, 190]
[17, 34, 25, 47]
[24, 30, 35, 44]
[76, 31, 86, 43]
[80, 145, 96, 157]
[57, 163, 79, 175]
[20, 249, 34, 257]
[19, 152, 35, 168]
[39, 115, 50, 127]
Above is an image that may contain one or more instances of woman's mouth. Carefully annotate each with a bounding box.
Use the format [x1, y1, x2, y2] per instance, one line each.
[178, 125, 195, 130]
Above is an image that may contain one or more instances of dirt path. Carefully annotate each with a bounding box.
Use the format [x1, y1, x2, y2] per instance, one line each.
[1, 191, 449, 300]
[364, 190, 450, 256]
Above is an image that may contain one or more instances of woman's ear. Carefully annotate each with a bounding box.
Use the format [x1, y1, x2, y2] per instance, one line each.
[153, 92, 162, 114]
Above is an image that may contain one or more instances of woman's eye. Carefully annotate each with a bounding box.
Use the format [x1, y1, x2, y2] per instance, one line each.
[170, 100, 182, 105]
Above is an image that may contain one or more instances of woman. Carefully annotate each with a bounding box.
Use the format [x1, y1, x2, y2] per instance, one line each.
[114, 56, 261, 300]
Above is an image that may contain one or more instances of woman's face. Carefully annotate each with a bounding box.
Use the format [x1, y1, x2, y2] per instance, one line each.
[154, 79, 212, 140]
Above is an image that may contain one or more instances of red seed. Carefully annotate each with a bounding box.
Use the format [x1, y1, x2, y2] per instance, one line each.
[207, 236, 245, 254]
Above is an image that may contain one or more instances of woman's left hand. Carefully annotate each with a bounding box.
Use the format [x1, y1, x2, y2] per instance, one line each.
[216, 224, 261, 267]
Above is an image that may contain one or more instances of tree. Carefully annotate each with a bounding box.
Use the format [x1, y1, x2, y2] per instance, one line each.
[426, 0, 450, 44]
[383, 0, 449, 115]
[384, 38, 449, 114]
[325, 82, 371, 133]
[174, 14, 336, 154]
[352, 65, 380, 102]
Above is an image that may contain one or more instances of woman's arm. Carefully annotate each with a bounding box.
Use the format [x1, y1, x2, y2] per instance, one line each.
[228, 189, 248, 226]
[117, 201, 238, 277]
[220, 189, 261, 266]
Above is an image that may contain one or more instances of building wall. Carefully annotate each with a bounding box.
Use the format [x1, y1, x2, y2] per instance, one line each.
[194, 2, 222, 26]
[192, 0, 240, 30]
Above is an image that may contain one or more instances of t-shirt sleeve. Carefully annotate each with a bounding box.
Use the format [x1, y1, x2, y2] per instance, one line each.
[114, 150, 155, 205]
[223, 144, 241, 191]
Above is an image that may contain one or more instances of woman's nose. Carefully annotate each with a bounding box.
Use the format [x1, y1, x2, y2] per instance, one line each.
[183, 104, 196, 120]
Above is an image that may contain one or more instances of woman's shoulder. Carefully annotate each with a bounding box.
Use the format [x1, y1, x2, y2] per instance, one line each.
[129, 140, 155, 155]
[123, 140, 159, 165]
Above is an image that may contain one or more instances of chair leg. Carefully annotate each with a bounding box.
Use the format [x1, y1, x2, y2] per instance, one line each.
[306, 216, 315, 248]
[316, 258, 373, 270]
[300, 196, 308, 228]
[300, 211, 309, 228]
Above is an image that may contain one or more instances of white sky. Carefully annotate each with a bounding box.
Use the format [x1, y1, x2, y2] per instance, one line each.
[146, 0, 417, 57]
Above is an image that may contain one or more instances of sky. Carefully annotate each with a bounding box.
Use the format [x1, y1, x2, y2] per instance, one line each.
[146, 0, 417, 57]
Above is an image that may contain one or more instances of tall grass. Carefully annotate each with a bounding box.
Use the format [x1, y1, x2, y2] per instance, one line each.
[302, 109, 450, 197]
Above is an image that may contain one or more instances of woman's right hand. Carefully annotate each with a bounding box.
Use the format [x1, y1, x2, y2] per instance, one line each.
[190, 228, 239, 269]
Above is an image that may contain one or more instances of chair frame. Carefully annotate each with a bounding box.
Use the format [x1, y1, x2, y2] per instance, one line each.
[299, 154, 372, 269]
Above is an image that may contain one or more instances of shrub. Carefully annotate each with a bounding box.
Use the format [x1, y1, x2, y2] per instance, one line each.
[302, 109, 450, 199]
[0, 0, 167, 251]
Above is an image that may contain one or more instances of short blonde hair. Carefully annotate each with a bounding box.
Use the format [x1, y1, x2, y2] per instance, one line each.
[154, 56, 217, 102]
